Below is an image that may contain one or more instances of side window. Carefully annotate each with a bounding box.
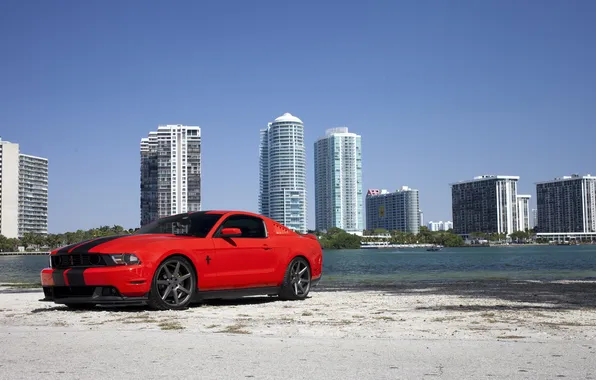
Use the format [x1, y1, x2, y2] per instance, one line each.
[218, 215, 267, 238]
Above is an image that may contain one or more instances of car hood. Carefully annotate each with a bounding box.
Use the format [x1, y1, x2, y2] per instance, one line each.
[52, 234, 205, 254]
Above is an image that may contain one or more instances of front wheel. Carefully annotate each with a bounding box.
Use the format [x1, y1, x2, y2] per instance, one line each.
[279, 257, 311, 300]
[147, 255, 196, 310]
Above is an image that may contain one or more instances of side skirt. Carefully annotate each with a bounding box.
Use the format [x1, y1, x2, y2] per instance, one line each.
[193, 286, 280, 302]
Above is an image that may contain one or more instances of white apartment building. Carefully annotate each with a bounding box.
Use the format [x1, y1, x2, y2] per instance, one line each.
[0, 139, 48, 239]
[516, 194, 531, 232]
[140, 125, 201, 226]
[18, 154, 49, 236]
[259, 113, 307, 233]
[314, 127, 363, 233]
[0, 140, 20, 238]
[427, 221, 453, 231]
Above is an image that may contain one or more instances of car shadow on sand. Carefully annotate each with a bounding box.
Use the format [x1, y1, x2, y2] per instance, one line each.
[29, 295, 301, 313]
[316, 279, 596, 312]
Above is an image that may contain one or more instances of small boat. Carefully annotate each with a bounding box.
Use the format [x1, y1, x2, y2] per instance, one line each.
[426, 245, 443, 251]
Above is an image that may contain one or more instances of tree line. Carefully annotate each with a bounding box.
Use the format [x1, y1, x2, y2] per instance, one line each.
[310, 226, 466, 250]
[0, 225, 137, 252]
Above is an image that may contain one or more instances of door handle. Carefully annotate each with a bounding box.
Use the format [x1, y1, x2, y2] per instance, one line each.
[263, 245, 272, 250]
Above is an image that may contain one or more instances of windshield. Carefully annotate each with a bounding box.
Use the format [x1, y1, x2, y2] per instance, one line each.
[135, 212, 223, 237]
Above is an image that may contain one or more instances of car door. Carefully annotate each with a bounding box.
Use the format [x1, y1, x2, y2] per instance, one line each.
[211, 214, 278, 289]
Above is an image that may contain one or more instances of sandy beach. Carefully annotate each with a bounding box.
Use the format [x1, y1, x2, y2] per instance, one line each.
[1, 280, 596, 379]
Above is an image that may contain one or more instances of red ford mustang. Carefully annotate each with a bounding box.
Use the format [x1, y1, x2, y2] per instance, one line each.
[40, 210, 323, 310]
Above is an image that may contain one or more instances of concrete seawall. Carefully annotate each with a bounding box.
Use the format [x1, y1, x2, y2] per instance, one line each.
[0, 252, 49, 256]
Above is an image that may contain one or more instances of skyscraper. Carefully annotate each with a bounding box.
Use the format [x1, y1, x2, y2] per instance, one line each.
[0, 138, 48, 238]
[450, 175, 520, 236]
[314, 127, 363, 233]
[536, 174, 596, 233]
[140, 125, 201, 226]
[259, 113, 307, 233]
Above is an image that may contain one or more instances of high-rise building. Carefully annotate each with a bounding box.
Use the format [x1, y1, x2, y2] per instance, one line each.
[516, 194, 531, 232]
[0, 139, 20, 238]
[140, 125, 201, 226]
[18, 154, 49, 236]
[536, 174, 596, 233]
[259, 113, 307, 233]
[450, 175, 519, 236]
[531, 208, 537, 228]
[0, 139, 48, 239]
[365, 187, 420, 234]
[314, 127, 363, 233]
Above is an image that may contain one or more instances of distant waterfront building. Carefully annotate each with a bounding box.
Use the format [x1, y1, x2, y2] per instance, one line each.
[0, 138, 48, 239]
[516, 194, 531, 232]
[365, 187, 420, 234]
[450, 175, 520, 236]
[314, 127, 362, 233]
[18, 154, 49, 236]
[259, 113, 307, 233]
[536, 174, 596, 234]
[531, 208, 537, 229]
[427, 221, 453, 231]
[419, 210, 424, 226]
[140, 125, 201, 226]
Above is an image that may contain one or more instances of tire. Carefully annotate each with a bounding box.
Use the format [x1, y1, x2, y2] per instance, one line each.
[147, 255, 196, 310]
[278, 257, 312, 300]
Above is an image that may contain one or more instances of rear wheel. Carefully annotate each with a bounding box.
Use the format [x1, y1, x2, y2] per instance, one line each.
[279, 257, 311, 300]
[147, 255, 196, 310]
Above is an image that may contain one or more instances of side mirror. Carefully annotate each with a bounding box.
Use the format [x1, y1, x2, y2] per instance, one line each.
[220, 227, 242, 238]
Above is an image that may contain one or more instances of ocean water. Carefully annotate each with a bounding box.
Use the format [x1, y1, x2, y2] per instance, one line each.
[1, 245, 595, 286]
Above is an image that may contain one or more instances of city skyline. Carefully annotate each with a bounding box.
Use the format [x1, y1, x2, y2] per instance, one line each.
[1, 1, 594, 233]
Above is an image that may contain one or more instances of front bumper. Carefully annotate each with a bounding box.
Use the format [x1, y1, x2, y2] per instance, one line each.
[41, 285, 148, 305]
[41, 265, 152, 304]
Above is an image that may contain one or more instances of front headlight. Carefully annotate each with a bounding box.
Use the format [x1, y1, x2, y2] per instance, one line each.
[110, 253, 141, 265]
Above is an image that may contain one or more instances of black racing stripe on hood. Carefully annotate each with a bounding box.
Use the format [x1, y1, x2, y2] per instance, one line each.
[56, 240, 93, 253]
[69, 235, 127, 253]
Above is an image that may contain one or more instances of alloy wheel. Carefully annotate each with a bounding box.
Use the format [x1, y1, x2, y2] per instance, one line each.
[155, 259, 194, 306]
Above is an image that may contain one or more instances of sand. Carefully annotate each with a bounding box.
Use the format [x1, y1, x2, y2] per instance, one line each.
[1, 281, 596, 379]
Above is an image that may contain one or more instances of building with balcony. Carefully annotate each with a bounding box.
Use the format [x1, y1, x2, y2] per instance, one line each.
[314, 127, 363, 233]
[259, 113, 307, 233]
[536, 174, 596, 241]
[18, 154, 48, 236]
[365, 187, 420, 234]
[140, 125, 201, 226]
[0, 138, 48, 238]
[516, 194, 531, 232]
[450, 175, 520, 237]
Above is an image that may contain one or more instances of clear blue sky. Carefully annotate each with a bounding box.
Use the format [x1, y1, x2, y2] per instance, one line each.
[1, 0, 594, 233]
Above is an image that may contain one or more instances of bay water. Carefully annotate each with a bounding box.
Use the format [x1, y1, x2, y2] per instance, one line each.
[1, 245, 595, 287]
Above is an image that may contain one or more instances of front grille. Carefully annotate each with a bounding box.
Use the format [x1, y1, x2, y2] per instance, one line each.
[51, 254, 106, 269]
